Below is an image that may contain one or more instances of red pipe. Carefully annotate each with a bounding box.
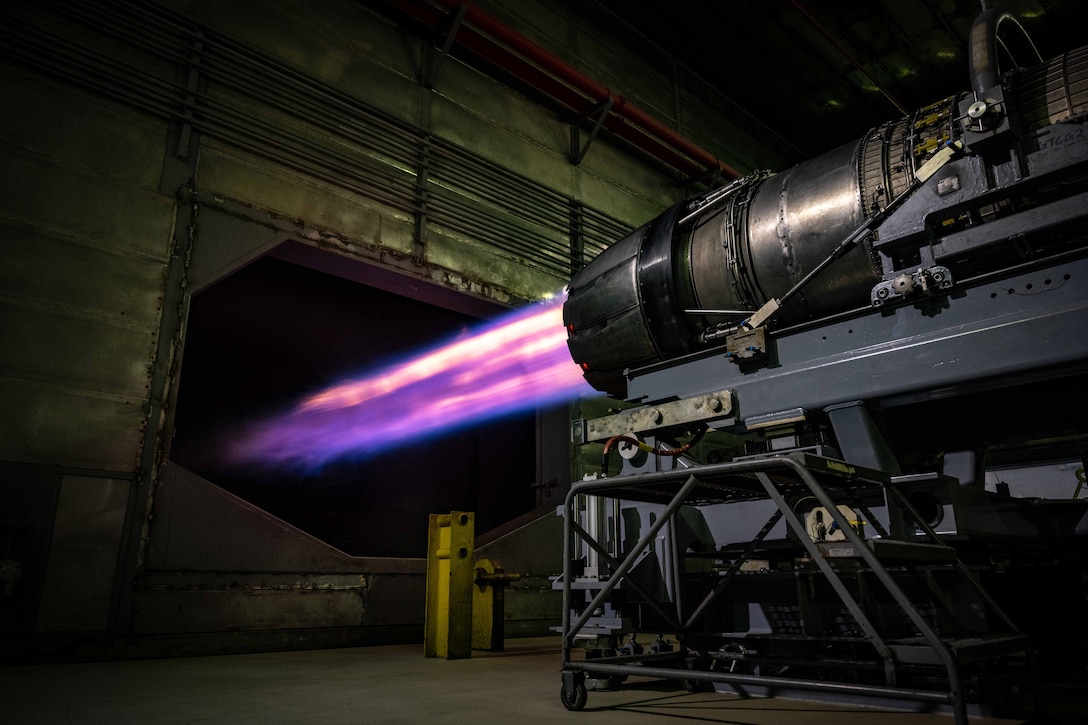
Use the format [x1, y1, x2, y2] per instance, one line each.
[385, 0, 741, 181]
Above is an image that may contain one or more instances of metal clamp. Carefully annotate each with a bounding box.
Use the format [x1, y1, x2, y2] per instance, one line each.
[870, 265, 954, 306]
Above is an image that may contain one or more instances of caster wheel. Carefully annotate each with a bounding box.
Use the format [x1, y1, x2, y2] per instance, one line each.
[561, 681, 588, 711]
[683, 677, 707, 693]
[683, 653, 709, 692]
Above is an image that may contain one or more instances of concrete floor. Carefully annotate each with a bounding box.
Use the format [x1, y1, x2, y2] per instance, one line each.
[0, 637, 1072, 724]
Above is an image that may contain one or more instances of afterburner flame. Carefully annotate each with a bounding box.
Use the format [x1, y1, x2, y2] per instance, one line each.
[229, 293, 594, 468]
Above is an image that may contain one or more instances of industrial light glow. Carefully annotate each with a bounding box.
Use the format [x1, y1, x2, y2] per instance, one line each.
[229, 292, 594, 468]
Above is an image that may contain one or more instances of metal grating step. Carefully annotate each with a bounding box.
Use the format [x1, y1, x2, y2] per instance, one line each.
[817, 538, 960, 562]
[889, 633, 1032, 665]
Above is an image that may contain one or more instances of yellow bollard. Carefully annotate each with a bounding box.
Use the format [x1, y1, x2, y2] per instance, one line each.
[424, 511, 474, 659]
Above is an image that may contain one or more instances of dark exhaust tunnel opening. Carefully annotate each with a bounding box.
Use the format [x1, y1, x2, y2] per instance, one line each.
[169, 254, 537, 558]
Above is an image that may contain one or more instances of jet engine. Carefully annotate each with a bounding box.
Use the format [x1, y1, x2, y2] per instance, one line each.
[556, 13, 1088, 720]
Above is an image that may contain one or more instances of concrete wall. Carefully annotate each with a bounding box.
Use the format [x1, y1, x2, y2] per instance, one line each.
[0, 0, 762, 659]
[0, 38, 176, 653]
[480, 0, 791, 174]
[133, 464, 423, 645]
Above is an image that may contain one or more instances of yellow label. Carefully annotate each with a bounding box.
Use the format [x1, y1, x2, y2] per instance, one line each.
[826, 460, 856, 475]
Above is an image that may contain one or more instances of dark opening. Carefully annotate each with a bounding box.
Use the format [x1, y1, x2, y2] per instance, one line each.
[170, 254, 536, 557]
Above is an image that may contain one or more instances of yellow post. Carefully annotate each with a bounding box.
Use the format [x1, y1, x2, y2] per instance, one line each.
[472, 558, 522, 652]
[472, 558, 497, 652]
[424, 511, 474, 659]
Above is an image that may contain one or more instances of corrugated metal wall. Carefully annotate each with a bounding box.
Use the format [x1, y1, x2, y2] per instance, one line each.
[0, 65, 174, 473]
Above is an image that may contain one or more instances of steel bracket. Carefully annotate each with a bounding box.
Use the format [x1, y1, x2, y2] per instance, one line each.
[427, 2, 468, 88]
[571, 95, 614, 165]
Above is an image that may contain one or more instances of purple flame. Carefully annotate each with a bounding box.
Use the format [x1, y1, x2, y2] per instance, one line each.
[228, 293, 595, 468]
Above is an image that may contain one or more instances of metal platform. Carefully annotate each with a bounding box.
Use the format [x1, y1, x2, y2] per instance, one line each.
[558, 453, 1038, 723]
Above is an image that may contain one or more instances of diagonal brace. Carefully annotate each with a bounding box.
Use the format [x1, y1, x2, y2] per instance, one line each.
[570, 95, 614, 165]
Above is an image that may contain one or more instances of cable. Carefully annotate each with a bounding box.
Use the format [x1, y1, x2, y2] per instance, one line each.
[600, 427, 708, 476]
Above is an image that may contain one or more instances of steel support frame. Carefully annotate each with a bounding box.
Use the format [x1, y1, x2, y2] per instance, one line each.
[883, 483, 1021, 633]
[570, 95, 615, 165]
[625, 254, 1088, 417]
[558, 454, 991, 723]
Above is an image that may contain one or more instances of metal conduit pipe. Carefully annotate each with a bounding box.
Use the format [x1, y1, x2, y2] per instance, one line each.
[54, 0, 432, 168]
[387, 0, 741, 182]
[425, 198, 574, 267]
[171, 18, 631, 267]
[66, 0, 741, 185]
[21, 37, 394, 240]
[201, 54, 419, 153]
[3, 0, 633, 278]
[430, 154, 579, 225]
[429, 194, 566, 246]
[968, 8, 1042, 94]
[34, 0, 427, 173]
